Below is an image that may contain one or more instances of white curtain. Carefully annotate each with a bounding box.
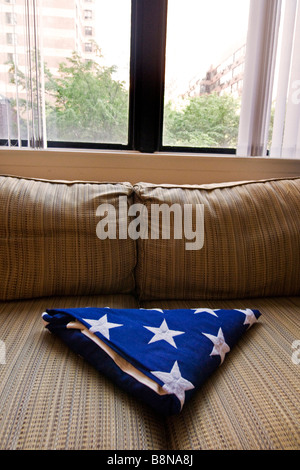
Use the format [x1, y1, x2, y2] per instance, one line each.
[24, 0, 46, 148]
[237, 0, 282, 157]
[238, 0, 300, 159]
[271, 0, 300, 158]
[0, 0, 46, 148]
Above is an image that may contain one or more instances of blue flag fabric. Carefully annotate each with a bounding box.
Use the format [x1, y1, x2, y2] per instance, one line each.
[42, 306, 261, 415]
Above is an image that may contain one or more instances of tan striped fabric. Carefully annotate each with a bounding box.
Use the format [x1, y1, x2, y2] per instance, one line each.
[141, 297, 300, 450]
[0, 294, 168, 450]
[0, 175, 136, 301]
[134, 177, 300, 300]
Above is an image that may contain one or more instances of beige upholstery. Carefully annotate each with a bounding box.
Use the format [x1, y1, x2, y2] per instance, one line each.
[134, 178, 300, 300]
[0, 176, 136, 301]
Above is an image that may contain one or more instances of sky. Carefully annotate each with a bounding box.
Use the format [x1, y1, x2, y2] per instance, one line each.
[94, 0, 131, 85]
[95, 0, 250, 101]
[165, 0, 250, 99]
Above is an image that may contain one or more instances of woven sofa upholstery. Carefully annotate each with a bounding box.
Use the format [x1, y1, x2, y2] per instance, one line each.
[134, 179, 300, 301]
[0, 176, 135, 301]
[0, 174, 299, 450]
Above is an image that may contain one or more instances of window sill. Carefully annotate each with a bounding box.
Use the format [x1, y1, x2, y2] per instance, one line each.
[0, 146, 300, 185]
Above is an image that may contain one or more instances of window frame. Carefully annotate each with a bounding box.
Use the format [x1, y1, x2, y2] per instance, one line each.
[0, 0, 286, 157]
[46, 0, 244, 155]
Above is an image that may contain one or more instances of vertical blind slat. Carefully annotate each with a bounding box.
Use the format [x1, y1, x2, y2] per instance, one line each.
[281, 1, 300, 158]
[270, 0, 298, 157]
[237, 0, 281, 157]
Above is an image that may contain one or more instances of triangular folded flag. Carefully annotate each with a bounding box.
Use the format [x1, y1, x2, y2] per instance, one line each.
[42, 306, 261, 415]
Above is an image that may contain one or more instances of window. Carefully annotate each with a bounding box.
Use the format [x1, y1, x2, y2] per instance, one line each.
[85, 26, 92, 36]
[5, 12, 16, 24]
[0, 0, 131, 148]
[6, 32, 17, 45]
[0, 0, 299, 158]
[163, 0, 250, 151]
[84, 10, 92, 20]
[84, 42, 92, 52]
[7, 52, 17, 64]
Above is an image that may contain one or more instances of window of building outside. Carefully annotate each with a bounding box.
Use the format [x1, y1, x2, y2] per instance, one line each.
[84, 42, 92, 52]
[84, 9, 92, 20]
[5, 11, 16, 23]
[6, 32, 17, 44]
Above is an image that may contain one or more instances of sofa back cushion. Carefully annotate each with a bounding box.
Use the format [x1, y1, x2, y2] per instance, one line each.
[0, 175, 136, 301]
[134, 177, 300, 300]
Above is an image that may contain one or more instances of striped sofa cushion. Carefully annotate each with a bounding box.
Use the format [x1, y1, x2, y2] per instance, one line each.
[0, 175, 136, 301]
[134, 177, 300, 300]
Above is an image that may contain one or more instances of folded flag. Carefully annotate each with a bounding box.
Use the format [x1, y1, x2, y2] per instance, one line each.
[42, 306, 261, 415]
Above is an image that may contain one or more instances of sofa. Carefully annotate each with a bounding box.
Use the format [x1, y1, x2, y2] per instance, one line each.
[0, 173, 299, 450]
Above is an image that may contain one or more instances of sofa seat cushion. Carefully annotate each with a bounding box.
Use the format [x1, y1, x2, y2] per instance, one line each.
[0, 294, 167, 450]
[134, 178, 300, 301]
[141, 296, 300, 450]
[0, 175, 136, 301]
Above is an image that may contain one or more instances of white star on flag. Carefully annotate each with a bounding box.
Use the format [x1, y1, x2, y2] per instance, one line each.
[202, 327, 230, 364]
[235, 309, 258, 328]
[193, 308, 219, 317]
[144, 319, 185, 348]
[83, 314, 123, 339]
[151, 361, 194, 409]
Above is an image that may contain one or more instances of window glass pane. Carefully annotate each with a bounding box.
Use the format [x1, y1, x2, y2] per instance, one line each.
[0, 0, 131, 147]
[42, 0, 131, 145]
[163, 0, 250, 149]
